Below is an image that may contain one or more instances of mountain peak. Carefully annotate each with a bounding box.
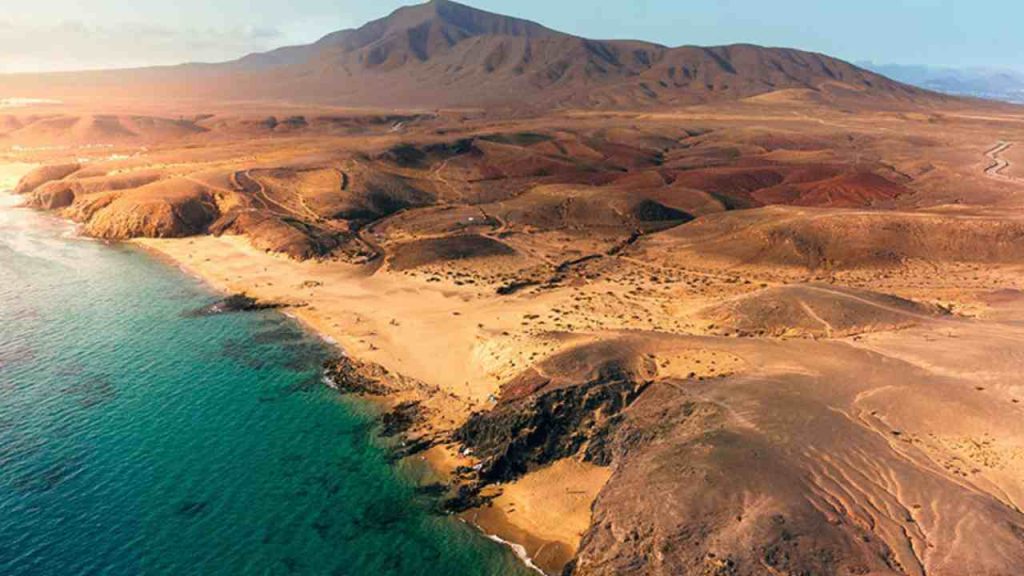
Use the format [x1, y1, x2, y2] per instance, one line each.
[361, 0, 561, 41]
[165, 1, 936, 109]
[291, 0, 564, 71]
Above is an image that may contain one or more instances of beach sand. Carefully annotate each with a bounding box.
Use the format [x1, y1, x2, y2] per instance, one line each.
[467, 460, 612, 573]
[137, 235, 550, 406]
[2, 158, 608, 572]
[136, 234, 608, 573]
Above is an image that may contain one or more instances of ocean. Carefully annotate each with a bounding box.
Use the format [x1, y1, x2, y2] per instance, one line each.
[0, 190, 530, 575]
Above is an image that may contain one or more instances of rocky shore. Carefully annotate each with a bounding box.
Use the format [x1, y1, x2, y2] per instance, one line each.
[186, 293, 290, 316]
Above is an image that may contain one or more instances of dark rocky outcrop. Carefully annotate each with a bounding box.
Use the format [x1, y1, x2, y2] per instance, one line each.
[439, 483, 498, 514]
[379, 401, 423, 437]
[448, 340, 656, 507]
[454, 374, 648, 483]
[321, 355, 397, 396]
[496, 279, 540, 295]
[322, 358, 442, 463]
[186, 294, 285, 316]
[631, 199, 693, 224]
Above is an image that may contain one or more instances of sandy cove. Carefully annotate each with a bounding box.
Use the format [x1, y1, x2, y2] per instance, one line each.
[2, 156, 598, 573]
[135, 234, 610, 575]
[136, 235, 569, 406]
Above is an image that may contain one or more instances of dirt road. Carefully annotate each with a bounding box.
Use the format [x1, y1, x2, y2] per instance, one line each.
[985, 141, 1022, 183]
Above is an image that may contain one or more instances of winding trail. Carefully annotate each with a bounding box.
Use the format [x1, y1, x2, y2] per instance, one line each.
[433, 158, 460, 199]
[800, 284, 941, 324]
[984, 141, 1022, 184]
[233, 170, 296, 218]
[799, 300, 835, 338]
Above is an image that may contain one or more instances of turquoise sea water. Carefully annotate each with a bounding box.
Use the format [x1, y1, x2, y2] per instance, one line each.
[0, 191, 530, 576]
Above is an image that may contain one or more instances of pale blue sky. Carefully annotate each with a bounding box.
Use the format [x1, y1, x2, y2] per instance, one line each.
[1, 0, 1020, 73]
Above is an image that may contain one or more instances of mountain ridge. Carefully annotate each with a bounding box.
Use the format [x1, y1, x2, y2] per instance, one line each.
[1, 0, 947, 110]
[860, 61, 1024, 104]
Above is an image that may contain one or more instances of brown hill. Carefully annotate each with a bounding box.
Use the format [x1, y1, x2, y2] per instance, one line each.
[635, 206, 1024, 271]
[2, 0, 941, 110]
[698, 284, 946, 338]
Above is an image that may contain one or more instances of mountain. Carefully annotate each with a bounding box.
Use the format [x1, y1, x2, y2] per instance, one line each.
[3, 0, 940, 110]
[229, 0, 562, 72]
[861, 62, 1024, 104]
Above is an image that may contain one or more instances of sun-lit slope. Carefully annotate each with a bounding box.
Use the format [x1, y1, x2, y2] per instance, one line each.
[12, 106, 1020, 271]
[698, 283, 946, 338]
[65, 178, 218, 239]
[634, 205, 1024, 271]
[0, 114, 209, 146]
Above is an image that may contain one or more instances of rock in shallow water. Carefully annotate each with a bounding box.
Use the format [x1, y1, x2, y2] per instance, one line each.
[185, 293, 284, 316]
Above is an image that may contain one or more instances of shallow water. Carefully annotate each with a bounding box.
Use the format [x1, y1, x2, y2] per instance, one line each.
[0, 192, 530, 575]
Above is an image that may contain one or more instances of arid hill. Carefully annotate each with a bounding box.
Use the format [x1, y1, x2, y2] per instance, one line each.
[2, 0, 942, 110]
[698, 284, 946, 338]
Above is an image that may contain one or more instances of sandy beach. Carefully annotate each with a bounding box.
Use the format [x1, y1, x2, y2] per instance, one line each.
[134, 233, 615, 574]
[2, 152, 582, 572]
[0, 155, 590, 573]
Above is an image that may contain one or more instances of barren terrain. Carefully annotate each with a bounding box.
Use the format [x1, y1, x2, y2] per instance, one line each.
[7, 96, 1024, 575]
[5, 2, 1024, 575]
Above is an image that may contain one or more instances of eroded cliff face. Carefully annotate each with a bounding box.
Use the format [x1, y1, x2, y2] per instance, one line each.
[208, 210, 371, 262]
[27, 180, 77, 210]
[13, 161, 393, 261]
[13, 163, 81, 195]
[15, 168, 219, 238]
[76, 185, 219, 239]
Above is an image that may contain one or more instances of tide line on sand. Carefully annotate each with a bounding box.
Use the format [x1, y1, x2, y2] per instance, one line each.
[479, 529, 546, 575]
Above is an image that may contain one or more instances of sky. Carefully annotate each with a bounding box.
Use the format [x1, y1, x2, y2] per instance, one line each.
[1, 0, 1021, 73]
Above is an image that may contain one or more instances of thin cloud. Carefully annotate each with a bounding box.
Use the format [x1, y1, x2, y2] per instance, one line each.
[0, 20, 285, 72]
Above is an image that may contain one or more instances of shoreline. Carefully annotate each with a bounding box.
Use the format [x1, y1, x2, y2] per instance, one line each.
[1, 170, 579, 574]
[135, 240, 349, 352]
[127, 231, 613, 576]
[5, 88, 1024, 574]
[0, 186, 550, 576]
[131, 236, 582, 576]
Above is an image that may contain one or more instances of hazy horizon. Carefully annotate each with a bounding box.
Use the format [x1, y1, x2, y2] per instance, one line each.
[1, 0, 1022, 74]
